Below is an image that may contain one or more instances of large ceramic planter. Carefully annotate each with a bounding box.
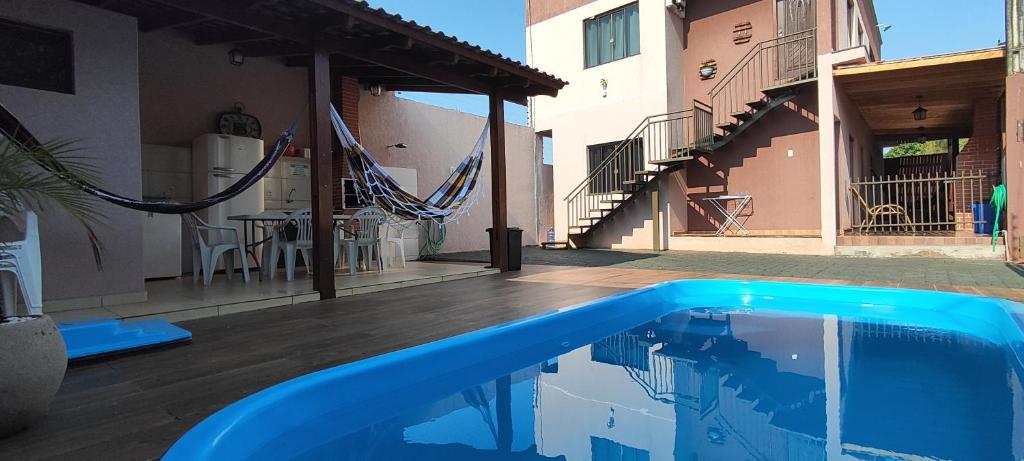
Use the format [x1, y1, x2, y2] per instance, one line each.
[0, 315, 67, 438]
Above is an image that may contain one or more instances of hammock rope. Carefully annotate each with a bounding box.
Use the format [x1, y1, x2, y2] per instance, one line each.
[330, 104, 487, 224]
[0, 101, 299, 215]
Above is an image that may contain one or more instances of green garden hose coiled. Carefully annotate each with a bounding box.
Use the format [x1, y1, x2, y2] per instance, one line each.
[423, 220, 447, 256]
[991, 184, 1006, 251]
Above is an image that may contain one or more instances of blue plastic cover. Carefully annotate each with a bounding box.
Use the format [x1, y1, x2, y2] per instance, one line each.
[162, 280, 1024, 460]
[58, 318, 192, 360]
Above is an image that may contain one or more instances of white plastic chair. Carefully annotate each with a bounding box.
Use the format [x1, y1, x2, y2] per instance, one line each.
[340, 207, 387, 275]
[279, 208, 314, 282]
[183, 213, 250, 287]
[0, 211, 42, 317]
[382, 218, 414, 269]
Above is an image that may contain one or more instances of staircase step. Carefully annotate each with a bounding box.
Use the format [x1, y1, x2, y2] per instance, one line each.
[715, 121, 739, 132]
[746, 99, 768, 110]
[634, 170, 659, 177]
[761, 77, 816, 97]
[600, 199, 627, 204]
[730, 110, 753, 121]
[568, 225, 590, 235]
[649, 156, 692, 166]
[622, 179, 643, 186]
[588, 208, 612, 214]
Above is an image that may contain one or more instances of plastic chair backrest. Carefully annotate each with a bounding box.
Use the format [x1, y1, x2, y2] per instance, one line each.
[182, 213, 209, 251]
[285, 208, 313, 245]
[352, 207, 387, 244]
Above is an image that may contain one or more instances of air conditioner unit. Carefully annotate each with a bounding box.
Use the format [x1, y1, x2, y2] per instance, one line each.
[666, 0, 686, 19]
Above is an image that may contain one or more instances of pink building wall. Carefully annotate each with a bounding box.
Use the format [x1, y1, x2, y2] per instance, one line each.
[138, 30, 310, 149]
[0, 0, 146, 303]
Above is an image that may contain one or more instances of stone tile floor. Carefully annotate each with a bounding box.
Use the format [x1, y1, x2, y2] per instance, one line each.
[430, 247, 1024, 301]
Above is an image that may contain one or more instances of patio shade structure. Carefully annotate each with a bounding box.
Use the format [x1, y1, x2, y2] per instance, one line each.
[834, 48, 1005, 142]
[72, 0, 566, 298]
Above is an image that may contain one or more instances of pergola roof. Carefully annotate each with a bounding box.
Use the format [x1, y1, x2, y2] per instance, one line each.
[834, 48, 1005, 141]
[73, 0, 566, 105]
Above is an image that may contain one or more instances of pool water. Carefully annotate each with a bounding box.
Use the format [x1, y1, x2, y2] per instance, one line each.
[301, 308, 1024, 461]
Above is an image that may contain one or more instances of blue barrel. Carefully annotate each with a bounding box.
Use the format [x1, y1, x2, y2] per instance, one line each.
[973, 202, 994, 235]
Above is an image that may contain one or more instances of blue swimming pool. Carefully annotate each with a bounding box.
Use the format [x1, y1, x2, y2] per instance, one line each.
[163, 280, 1024, 461]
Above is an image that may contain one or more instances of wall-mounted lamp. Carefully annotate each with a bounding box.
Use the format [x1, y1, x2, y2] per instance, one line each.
[699, 60, 718, 80]
[369, 84, 385, 96]
[912, 96, 928, 121]
[600, 78, 608, 98]
[386, 143, 407, 149]
[228, 48, 245, 66]
[876, 23, 893, 32]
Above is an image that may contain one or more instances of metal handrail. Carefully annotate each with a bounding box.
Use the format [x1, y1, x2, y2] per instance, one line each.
[563, 109, 691, 201]
[709, 28, 817, 128]
[709, 29, 817, 98]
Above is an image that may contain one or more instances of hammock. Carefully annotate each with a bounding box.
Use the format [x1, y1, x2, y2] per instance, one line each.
[0, 102, 297, 215]
[330, 104, 487, 223]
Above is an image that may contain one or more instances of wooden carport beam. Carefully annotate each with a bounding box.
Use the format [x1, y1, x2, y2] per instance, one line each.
[488, 92, 509, 272]
[308, 38, 336, 299]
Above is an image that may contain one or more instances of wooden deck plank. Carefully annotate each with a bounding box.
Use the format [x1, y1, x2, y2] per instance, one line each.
[0, 265, 625, 461]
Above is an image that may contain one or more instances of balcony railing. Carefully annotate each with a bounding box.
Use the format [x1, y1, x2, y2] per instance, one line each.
[709, 29, 817, 129]
[848, 171, 988, 234]
[564, 100, 713, 235]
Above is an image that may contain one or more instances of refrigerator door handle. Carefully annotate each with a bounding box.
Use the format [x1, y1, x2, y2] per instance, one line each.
[212, 167, 235, 172]
[213, 173, 233, 178]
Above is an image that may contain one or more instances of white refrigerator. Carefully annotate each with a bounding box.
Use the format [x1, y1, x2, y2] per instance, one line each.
[192, 134, 265, 268]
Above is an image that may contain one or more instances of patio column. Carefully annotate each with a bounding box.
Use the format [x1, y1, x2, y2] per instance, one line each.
[309, 41, 336, 299]
[489, 92, 510, 272]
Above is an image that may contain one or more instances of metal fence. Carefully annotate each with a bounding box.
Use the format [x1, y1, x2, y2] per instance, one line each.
[848, 171, 987, 234]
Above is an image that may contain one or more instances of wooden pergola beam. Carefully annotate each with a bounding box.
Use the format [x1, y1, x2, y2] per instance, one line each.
[488, 92, 509, 272]
[308, 39, 336, 298]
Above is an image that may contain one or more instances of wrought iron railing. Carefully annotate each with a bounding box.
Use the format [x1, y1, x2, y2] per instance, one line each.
[709, 29, 817, 129]
[564, 101, 713, 234]
[848, 171, 987, 233]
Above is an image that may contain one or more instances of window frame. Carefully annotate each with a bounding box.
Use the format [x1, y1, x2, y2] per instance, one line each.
[582, 2, 641, 69]
[341, 178, 371, 210]
[0, 17, 75, 94]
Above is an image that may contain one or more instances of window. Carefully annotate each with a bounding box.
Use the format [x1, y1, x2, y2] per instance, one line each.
[587, 139, 644, 194]
[342, 178, 370, 209]
[0, 18, 74, 94]
[584, 3, 640, 68]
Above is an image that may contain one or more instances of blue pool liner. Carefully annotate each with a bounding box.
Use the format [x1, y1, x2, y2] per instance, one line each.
[59, 318, 192, 360]
[162, 280, 1024, 461]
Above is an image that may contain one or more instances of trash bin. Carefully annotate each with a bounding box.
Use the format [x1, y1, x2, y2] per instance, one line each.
[486, 227, 523, 271]
[973, 202, 994, 235]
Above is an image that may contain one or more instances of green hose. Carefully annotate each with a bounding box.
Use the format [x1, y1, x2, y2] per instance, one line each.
[423, 220, 447, 256]
[991, 184, 1006, 251]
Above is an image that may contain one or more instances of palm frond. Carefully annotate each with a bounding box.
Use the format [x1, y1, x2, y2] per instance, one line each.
[0, 139, 107, 269]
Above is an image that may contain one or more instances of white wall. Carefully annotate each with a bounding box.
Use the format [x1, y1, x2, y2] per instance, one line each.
[528, 0, 684, 243]
[358, 93, 542, 253]
[0, 0, 145, 304]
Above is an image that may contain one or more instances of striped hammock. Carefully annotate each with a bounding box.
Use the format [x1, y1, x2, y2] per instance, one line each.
[330, 104, 487, 222]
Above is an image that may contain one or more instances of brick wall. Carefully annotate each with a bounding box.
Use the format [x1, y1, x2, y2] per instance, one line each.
[956, 98, 1002, 207]
[332, 76, 360, 209]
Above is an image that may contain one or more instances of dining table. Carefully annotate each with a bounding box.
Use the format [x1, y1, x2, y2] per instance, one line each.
[227, 211, 352, 280]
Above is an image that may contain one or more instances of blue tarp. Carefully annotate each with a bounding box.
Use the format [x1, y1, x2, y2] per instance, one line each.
[58, 318, 191, 360]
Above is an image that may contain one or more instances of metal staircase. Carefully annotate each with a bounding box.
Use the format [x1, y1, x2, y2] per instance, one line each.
[565, 29, 818, 239]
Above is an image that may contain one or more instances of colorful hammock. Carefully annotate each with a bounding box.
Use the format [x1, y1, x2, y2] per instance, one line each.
[330, 104, 487, 222]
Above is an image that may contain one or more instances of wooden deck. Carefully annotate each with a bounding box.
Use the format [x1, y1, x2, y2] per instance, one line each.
[0, 266, 625, 461]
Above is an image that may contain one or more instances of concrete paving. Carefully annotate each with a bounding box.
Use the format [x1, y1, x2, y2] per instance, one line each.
[430, 247, 1024, 290]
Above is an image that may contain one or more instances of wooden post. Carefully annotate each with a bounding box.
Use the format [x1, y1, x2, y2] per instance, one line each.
[308, 41, 336, 298]
[651, 181, 661, 251]
[488, 92, 509, 272]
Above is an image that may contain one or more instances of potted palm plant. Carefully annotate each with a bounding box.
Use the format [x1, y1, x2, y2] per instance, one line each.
[0, 138, 104, 437]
